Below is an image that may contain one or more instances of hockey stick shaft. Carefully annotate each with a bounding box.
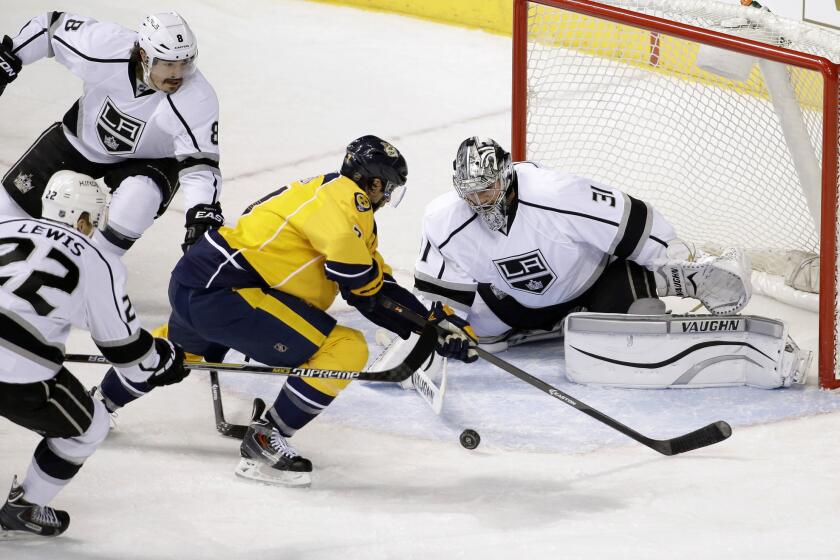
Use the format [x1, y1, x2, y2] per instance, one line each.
[380, 298, 732, 456]
[64, 325, 437, 382]
[471, 345, 731, 455]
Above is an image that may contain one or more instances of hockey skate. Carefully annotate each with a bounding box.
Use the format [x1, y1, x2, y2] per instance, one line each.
[0, 477, 69, 537]
[235, 399, 312, 487]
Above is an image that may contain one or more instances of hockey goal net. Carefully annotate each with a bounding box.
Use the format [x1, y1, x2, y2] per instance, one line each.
[512, 0, 840, 388]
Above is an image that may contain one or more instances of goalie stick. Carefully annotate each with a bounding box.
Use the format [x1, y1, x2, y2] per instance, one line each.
[380, 298, 732, 456]
[66, 325, 437, 439]
[370, 330, 448, 415]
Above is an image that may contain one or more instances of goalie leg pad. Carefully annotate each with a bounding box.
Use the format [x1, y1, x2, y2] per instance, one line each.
[563, 313, 811, 389]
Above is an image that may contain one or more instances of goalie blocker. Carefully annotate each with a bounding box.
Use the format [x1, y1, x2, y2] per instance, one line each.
[564, 313, 811, 389]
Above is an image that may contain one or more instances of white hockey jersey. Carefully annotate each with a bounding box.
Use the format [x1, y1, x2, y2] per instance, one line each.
[414, 162, 676, 312]
[0, 216, 153, 383]
[10, 12, 221, 210]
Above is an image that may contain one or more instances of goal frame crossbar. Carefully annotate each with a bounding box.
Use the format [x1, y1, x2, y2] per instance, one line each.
[512, 0, 840, 388]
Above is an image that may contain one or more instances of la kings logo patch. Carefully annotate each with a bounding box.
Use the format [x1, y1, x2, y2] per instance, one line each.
[96, 97, 146, 154]
[493, 249, 556, 294]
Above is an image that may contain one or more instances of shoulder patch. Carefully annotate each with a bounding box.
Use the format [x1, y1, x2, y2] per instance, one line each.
[355, 192, 372, 212]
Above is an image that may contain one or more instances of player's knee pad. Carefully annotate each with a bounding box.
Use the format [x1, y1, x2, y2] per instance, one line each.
[0, 368, 96, 438]
[47, 399, 110, 465]
[302, 326, 368, 396]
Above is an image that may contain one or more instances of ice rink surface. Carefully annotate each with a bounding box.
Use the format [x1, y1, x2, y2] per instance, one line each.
[2, 1, 840, 558]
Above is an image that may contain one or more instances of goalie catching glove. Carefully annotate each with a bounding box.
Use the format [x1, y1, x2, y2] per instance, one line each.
[428, 301, 478, 363]
[654, 242, 752, 315]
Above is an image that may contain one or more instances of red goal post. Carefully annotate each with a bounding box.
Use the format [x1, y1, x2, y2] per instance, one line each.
[511, 0, 840, 388]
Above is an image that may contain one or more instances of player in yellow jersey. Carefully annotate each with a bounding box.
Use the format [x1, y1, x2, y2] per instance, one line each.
[164, 135, 477, 486]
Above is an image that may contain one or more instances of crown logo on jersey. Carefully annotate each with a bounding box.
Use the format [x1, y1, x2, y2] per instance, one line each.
[103, 135, 119, 150]
[525, 279, 544, 291]
[14, 173, 34, 194]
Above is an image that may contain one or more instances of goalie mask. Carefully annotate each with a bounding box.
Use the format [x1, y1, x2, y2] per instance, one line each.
[452, 137, 514, 231]
[42, 171, 108, 232]
[137, 12, 198, 92]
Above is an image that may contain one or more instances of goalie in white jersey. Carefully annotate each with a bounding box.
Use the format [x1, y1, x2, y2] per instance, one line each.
[0, 172, 188, 537]
[0, 11, 224, 255]
[389, 137, 815, 390]
[415, 137, 751, 342]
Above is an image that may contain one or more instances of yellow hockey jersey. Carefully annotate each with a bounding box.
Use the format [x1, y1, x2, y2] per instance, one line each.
[173, 172, 390, 311]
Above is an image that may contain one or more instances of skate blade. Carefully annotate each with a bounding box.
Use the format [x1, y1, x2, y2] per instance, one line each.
[0, 527, 52, 540]
[234, 458, 311, 488]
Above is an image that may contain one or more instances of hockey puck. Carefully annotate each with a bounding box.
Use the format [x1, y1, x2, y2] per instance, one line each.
[459, 429, 480, 450]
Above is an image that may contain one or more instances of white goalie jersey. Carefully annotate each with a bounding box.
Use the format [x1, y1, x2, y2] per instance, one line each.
[10, 12, 221, 209]
[414, 162, 677, 313]
[0, 216, 154, 384]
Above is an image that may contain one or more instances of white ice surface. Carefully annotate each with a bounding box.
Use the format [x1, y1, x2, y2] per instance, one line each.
[2, 1, 840, 558]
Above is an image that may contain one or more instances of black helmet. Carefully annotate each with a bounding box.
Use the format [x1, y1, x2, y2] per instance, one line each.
[341, 135, 408, 207]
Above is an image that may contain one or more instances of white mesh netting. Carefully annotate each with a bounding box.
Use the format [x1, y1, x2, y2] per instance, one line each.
[523, 0, 840, 384]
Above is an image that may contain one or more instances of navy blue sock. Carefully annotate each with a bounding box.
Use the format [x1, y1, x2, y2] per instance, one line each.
[265, 377, 335, 437]
[98, 368, 153, 411]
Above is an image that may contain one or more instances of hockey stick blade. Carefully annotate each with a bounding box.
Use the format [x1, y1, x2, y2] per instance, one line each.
[217, 421, 248, 439]
[64, 325, 437, 382]
[647, 420, 732, 456]
[480, 347, 733, 457]
[380, 297, 733, 456]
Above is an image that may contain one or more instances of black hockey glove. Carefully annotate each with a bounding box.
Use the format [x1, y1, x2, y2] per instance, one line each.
[146, 338, 190, 387]
[428, 301, 478, 363]
[341, 275, 427, 340]
[0, 36, 22, 97]
[183, 202, 224, 252]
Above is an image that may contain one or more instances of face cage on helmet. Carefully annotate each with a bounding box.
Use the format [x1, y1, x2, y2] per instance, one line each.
[454, 177, 508, 230]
